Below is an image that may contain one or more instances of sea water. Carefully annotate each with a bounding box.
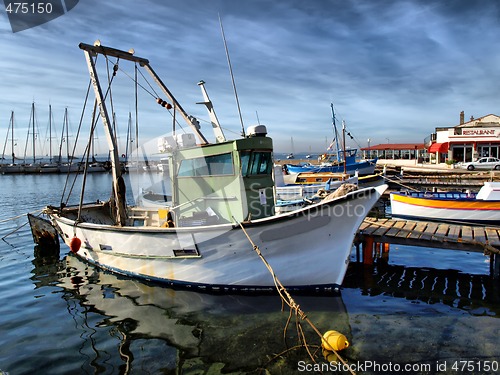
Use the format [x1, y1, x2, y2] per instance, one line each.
[0, 172, 499, 374]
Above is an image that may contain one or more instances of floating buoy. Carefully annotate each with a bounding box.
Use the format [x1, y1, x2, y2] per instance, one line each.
[69, 236, 81, 254]
[322, 330, 349, 351]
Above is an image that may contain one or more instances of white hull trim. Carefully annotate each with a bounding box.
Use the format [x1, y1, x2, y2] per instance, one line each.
[390, 199, 500, 225]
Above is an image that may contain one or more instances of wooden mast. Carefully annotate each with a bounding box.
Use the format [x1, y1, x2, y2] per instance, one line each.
[82, 48, 127, 226]
[78, 42, 208, 145]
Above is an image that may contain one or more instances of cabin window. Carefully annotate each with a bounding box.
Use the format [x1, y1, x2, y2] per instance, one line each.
[240, 151, 273, 176]
[178, 152, 234, 177]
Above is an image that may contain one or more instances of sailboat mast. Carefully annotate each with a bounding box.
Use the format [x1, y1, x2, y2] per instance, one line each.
[65, 109, 70, 161]
[58, 108, 65, 163]
[342, 120, 347, 175]
[32, 102, 36, 164]
[12, 112, 15, 164]
[5, 111, 15, 164]
[330, 103, 341, 164]
[48, 104, 52, 162]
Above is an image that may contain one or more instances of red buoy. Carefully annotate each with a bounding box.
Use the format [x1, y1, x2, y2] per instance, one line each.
[69, 236, 81, 254]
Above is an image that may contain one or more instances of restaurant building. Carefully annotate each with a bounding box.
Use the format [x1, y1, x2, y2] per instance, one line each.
[427, 112, 500, 164]
[361, 143, 427, 161]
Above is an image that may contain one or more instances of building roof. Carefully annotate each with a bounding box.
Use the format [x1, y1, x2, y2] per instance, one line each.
[436, 114, 500, 131]
[360, 143, 425, 151]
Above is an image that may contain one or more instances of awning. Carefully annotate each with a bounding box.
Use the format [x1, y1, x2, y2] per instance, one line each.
[428, 142, 449, 153]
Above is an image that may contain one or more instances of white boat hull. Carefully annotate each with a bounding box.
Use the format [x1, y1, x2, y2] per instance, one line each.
[390, 190, 500, 225]
[49, 185, 386, 291]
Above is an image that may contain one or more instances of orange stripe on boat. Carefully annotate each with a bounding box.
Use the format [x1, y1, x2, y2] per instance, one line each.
[391, 193, 500, 210]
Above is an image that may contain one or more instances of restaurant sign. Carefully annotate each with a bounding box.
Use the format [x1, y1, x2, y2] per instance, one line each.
[461, 128, 497, 136]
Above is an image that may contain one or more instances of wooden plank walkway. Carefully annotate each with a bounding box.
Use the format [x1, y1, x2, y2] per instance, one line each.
[357, 217, 500, 254]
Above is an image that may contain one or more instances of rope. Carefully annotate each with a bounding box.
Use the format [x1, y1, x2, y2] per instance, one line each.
[234, 218, 355, 374]
[0, 209, 41, 223]
[380, 173, 420, 192]
[0, 208, 42, 241]
[1, 221, 28, 241]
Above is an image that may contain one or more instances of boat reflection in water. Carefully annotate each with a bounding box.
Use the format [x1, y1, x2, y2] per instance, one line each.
[31, 252, 351, 373]
[30, 245, 500, 372]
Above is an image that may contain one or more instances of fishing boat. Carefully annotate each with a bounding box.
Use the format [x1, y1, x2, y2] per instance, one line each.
[284, 104, 377, 175]
[30, 42, 386, 292]
[285, 149, 377, 175]
[390, 182, 500, 225]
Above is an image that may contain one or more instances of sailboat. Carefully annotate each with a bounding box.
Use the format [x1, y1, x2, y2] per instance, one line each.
[286, 137, 294, 159]
[30, 42, 386, 291]
[40, 105, 60, 173]
[284, 104, 377, 175]
[57, 107, 81, 173]
[1, 111, 23, 174]
[22, 102, 41, 173]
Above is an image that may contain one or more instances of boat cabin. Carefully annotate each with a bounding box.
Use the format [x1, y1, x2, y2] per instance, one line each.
[169, 127, 275, 225]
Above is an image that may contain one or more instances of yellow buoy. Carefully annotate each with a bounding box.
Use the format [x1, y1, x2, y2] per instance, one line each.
[322, 330, 349, 351]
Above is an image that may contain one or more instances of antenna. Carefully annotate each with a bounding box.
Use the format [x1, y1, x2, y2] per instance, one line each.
[219, 13, 245, 137]
[255, 110, 261, 125]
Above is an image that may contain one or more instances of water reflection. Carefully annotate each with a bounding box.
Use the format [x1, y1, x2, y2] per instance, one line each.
[29, 246, 500, 373]
[344, 260, 500, 317]
[30, 251, 351, 373]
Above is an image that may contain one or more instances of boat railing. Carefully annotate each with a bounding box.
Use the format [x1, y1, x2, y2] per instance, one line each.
[409, 191, 477, 199]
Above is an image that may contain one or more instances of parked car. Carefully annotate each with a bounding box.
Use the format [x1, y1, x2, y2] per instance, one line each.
[460, 157, 500, 171]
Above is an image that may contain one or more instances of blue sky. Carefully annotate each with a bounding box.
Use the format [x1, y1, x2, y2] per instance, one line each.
[2, 0, 500, 156]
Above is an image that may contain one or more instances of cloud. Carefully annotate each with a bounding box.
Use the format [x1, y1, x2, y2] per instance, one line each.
[2, 0, 500, 156]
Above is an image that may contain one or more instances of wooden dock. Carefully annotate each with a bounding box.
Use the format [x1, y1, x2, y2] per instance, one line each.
[355, 217, 500, 278]
[357, 217, 500, 253]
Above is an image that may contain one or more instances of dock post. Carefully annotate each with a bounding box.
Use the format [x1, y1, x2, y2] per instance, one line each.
[492, 254, 500, 280]
[381, 242, 390, 262]
[363, 236, 374, 265]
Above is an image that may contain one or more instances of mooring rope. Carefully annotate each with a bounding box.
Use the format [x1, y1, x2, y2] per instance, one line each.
[380, 174, 420, 192]
[0, 209, 43, 241]
[0, 209, 42, 224]
[234, 218, 355, 374]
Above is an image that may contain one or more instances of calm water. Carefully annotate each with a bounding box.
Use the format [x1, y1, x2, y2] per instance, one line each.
[1, 173, 500, 374]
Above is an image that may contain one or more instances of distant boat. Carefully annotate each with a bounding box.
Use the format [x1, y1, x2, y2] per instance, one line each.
[286, 136, 295, 159]
[284, 155, 377, 175]
[1, 111, 23, 174]
[22, 102, 42, 173]
[390, 182, 500, 225]
[284, 104, 377, 176]
[40, 105, 60, 173]
[275, 166, 357, 198]
[31, 42, 387, 292]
